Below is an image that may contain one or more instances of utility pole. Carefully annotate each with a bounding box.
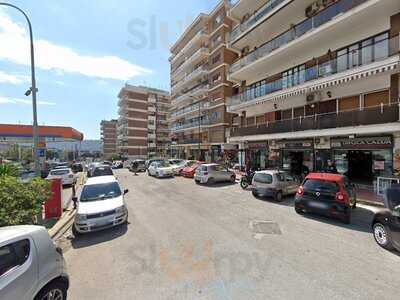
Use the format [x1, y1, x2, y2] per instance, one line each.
[0, 3, 40, 176]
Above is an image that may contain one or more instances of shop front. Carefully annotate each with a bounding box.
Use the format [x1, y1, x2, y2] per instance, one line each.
[278, 140, 314, 176]
[245, 141, 268, 171]
[330, 136, 393, 185]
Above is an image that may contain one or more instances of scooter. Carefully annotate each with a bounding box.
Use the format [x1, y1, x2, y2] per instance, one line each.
[240, 171, 255, 189]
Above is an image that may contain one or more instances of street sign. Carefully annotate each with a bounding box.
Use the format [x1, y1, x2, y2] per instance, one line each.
[37, 149, 45, 157]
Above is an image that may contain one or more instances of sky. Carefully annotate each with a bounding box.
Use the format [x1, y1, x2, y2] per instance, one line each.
[0, 0, 220, 139]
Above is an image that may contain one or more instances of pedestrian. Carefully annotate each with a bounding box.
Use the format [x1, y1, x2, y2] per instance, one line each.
[325, 160, 338, 173]
[131, 160, 139, 176]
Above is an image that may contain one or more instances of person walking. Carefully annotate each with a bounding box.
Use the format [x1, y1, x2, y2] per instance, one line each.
[131, 160, 139, 176]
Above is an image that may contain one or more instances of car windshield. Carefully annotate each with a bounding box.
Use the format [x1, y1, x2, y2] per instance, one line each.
[158, 161, 171, 167]
[80, 182, 122, 202]
[254, 173, 273, 184]
[303, 179, 339, 193]
[50, 169, 69, 175]
[93, 167, 113, 176]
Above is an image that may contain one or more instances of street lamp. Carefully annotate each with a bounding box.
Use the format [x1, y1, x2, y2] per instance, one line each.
[0, 2, 40, 176]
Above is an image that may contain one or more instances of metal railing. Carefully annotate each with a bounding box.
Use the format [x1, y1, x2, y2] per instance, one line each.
[172, 66, 208, 93]
[230, 0, 369, 74]
[172, 47, 209, 78]
[230, 0, 286, 43]
[229, 33, 398, 106]
[231, 103, 399, 137]
[171, 30, 207, 63]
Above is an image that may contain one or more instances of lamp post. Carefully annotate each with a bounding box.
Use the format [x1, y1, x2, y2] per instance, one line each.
[0, 2, 40, 176]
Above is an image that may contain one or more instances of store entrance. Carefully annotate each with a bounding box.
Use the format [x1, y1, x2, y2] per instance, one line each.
[347, 150, 373, 184]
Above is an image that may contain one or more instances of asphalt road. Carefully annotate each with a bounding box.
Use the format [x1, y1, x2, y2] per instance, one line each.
[60, 169, 399, 300]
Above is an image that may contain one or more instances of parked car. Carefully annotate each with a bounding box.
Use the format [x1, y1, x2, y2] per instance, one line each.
[112, 161, 124, 169]
[102, 161, 112, 166]
[46, 168, 76, 186]
[194, 163, 236, 185]
[0, 225, 69, 300]
[294, 173, 357, 224]
[181, 161, 204, 178]
[71, 162, 83, 173]
[372, 184, 400, 252]
[73, 176, 128, 235]
[147, 161, 174, 178]
[169, 159, 189, 175]
[129, 159, 146, 172]
[145, 158, 164, 169]
[19, 170, 37, 183]
[252, 170, 299, 201]
[90, 165, 114, 178]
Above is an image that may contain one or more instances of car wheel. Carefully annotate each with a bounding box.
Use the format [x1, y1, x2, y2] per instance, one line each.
[147, 170, 151, 176]
[230, 175, 236, 183]
[72, 225, 81, 237]
[373, 222, 394, 250]
[207, 178, 215, 185]
[295, 206, 304, 214]
[343, 211, 351, 224]
[34, 279, 67, 300]
[275, 191, 283, 202]
[252, 190, 259, 198]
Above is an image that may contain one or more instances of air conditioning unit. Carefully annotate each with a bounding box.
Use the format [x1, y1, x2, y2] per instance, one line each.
[305, 2, 320, 18]
[306, 91, 322, 103]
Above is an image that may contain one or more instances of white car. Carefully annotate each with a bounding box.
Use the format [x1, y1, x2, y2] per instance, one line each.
[73, 176, 128, 235]
[0, 225, 69, 300]
[46, 168, 76, 186]
[147, 161, 174, 178]
[169, 159, 188, 175]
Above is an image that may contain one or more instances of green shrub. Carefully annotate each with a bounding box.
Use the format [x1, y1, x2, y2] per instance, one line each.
[0, 163, 19, 177]
[0, 176, 52, 226]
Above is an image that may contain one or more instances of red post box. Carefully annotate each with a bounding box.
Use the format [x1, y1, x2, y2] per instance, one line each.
[44, 179, 63, 219]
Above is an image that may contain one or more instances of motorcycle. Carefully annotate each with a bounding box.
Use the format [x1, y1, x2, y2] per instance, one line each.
[240, 171, 255, 189]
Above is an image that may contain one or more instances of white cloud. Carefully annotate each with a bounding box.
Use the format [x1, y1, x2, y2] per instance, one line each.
[0, 70, 29, 84]
[0, 96, 56, 106]
[0, 11, 152, 81]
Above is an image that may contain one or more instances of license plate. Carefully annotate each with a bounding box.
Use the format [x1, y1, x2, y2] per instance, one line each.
[308, 201, 328, 209]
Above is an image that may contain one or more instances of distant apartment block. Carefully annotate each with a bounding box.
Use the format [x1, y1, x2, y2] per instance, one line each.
[169, 0, 238, 161]
[117, 84, 170, 159]
[100, 119, 118, 159]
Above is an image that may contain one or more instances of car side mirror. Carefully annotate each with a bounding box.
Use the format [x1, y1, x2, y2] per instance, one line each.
[124, 189, 129, 195]
[393, 205, 400, 217]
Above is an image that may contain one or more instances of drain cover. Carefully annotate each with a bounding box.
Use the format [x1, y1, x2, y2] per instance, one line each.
[250, 221, 281, 235]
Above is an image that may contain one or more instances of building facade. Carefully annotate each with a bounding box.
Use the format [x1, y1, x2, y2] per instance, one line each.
[227, 0, 400, 187]
[100, 120, 118, 159]
[117, 85, 170, 159]
[169, 0, 238, 162]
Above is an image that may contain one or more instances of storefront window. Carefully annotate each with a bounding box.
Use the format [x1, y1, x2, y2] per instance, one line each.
[372, 150, 392, 178]
[333, 151, 348, 175]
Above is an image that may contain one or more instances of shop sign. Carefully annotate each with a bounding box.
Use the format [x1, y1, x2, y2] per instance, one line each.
[331, 136, 392, 149]
[279, 140, 314, 149]
[247, 142, 267, 149]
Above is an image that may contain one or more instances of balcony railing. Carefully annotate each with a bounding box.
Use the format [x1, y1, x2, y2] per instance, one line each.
[171, 30, 208, 63]
[229, 33, 399, 107]
[172, 47, 209, 78]
[230, 0, 369, 74]
[231, 103, 400, 137]
[172, 83, 209, 105]
[172, 66, 208, 93]
[171, 119, 210, 132]
[230, 0, 286, 43]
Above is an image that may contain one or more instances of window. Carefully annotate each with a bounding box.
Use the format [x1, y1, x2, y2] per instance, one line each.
[211, 53, 221, 65]
[253, 173, 273, 184]
[0, 239, 30, 277]
[361, 38, 373, 65]
[80, 182, 122, 202]
[374, 32, 389, 60]
[215, 15, 222, 24]
[303, 179, 339, 193]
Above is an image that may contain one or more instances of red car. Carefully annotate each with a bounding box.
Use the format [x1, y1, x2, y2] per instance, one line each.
[181, 161, 204, 178]
[294, 173, 357, 224]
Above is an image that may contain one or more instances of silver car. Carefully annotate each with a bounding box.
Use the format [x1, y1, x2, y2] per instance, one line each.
[194, 163, 236, 185]
[252, 170, 299, 202]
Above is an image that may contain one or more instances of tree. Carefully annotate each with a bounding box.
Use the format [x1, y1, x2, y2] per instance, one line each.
[0, 176, 52, 226]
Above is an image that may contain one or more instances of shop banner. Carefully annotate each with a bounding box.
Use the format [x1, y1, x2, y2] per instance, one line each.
[331, 136, 392, 149]
[278, 140, 313, 149]
[247, 142, 268, 149]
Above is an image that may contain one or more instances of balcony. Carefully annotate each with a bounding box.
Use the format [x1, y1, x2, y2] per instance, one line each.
[231, 103, 399, 137]
[172, 47, 209, 80]
[148, 134, 156, 139]
[172, 84, 209, 106]
[230, 0, 370, 76]
[148, 106, 156, 113]
[229, 0, 287, 44]
[148, 143, 156, 148]
[171, 30, 209, 64]
[228, 33, 399, 109]
[172, 66, 208, 94]
[171, 119, 210, 132]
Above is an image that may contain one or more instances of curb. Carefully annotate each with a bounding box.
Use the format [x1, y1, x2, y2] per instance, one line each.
[48, 209, 76, 239]
[357, 198, 384, 208]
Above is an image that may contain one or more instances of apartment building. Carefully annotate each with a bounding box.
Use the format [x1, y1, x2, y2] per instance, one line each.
[100, 119, 118, 159]
[169, 0, 238, 161]
[227, 0, 400, 187]
[117, 84, 170, 159]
